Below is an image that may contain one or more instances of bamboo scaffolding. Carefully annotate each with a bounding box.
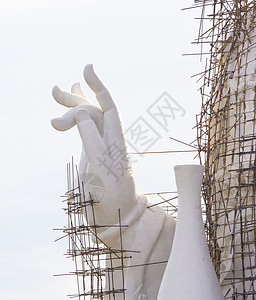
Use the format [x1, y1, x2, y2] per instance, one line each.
[55, 160, 179, 299]
[195, 0, 256, 298]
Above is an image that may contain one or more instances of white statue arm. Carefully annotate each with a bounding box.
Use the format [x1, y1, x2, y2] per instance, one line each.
[52, 64, 147, 241]
[52, 65, 176, 300]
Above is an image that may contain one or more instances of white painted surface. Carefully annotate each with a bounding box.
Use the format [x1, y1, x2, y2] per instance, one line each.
[158, 165, 224, 300]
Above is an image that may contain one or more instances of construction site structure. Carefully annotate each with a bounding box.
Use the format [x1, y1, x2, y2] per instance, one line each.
[194, 0, 256, 298]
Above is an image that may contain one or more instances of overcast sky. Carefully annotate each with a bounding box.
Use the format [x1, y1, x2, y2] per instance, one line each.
[0, 1, 205, 299]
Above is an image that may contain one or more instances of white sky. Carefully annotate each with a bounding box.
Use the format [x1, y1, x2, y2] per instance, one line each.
[0, 1, 205, 299]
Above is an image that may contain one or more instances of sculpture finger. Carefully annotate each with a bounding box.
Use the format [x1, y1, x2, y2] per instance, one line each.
[83, 64, 130, 168]
[52, 85, 90, 108]
[78, 147, 89, 184]
[76, 108, 108, 165]
[51, 104, 104, 133]
[103, 109, 126, 149]
[83, 64, 124, 146]
[51, 108, 77, 131]
[84, 64, 116, 112]
[102, 109, 132, 172]
[71, 82, 88, 99]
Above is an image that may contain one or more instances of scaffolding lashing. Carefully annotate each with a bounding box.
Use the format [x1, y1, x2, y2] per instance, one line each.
[195, 1, 256, 299]
[65, 165, 132, 300]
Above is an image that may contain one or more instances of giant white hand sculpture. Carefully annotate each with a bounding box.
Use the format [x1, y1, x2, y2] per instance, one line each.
[52, 65, 176, 300]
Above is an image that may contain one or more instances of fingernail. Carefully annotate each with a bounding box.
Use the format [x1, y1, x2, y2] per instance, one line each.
[71, 82, 80, 93]
[76, 109, 90, 123]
